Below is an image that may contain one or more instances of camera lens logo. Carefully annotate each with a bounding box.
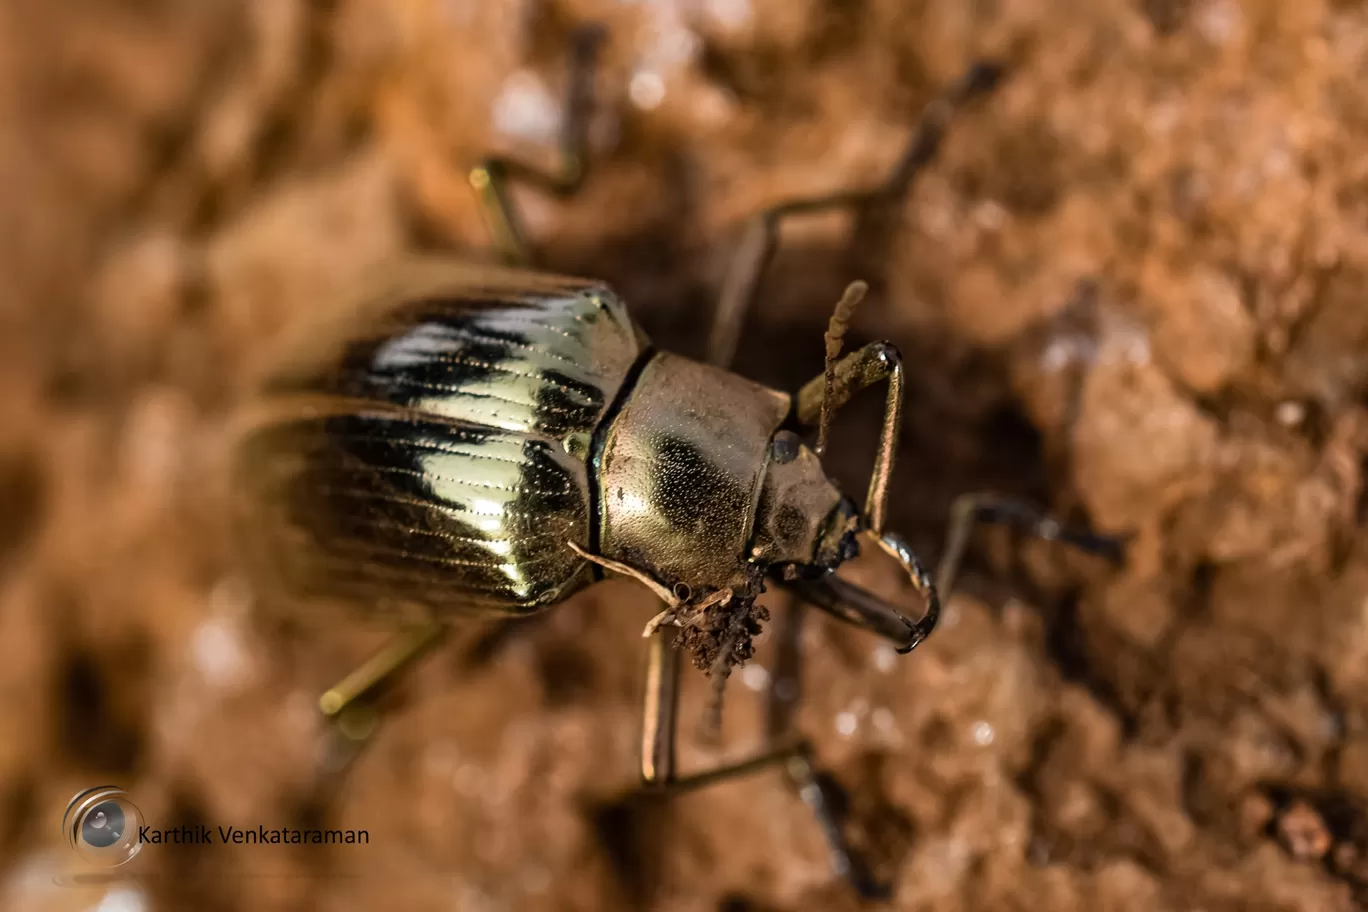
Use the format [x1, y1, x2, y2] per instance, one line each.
[63, 786, 143, 867]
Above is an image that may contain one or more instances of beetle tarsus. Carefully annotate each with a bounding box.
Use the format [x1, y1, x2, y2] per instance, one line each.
[786, 743, 892, 900]
[938, 492, 1127, 599]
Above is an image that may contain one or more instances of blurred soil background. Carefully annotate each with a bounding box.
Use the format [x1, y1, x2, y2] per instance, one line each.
[5, 0, 1368, 910]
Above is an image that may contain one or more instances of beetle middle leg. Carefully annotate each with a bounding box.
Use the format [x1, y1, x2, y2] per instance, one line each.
[636, 626, 885, 895]
[469, 24, 605, 267]
[706, 60, 1005, 367]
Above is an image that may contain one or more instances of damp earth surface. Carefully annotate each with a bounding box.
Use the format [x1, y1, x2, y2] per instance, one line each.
[5, 1, 1368, 910]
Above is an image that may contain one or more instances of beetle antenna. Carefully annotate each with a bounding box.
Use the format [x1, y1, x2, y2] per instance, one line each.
[817, 281, 869, 458]
[566, 541, 681, 607]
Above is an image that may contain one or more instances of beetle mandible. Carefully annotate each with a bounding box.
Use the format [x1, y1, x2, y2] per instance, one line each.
[230, 26, 1125, 898]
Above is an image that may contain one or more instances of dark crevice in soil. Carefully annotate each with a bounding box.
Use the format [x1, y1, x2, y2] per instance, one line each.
[1314, 665, 1350, 785]
[1015, 716, 1069, 798]
[590, 792, 670, 907]
[0, 449, 46, 565]
[698, 40, 808, 112]
[1138, 0, 1193, 35]
[460, 616, 547, 669]
[1257, 782, 1368, 902]
[535, 643, 599, 707]
[95, 5, 247, 236]
[0, 774, 36, 859]
[1042, 593, 1141, 738]
[211, 0, 353, 228]
[54, 644, 147, 775]
[527, 0, 580, 63]
[717, 894, 787, 912]
[1184, 560, 1218, 623]
[811, 0, 871, 62]
[1181, 750, 1224, 832]
[145, 787, 242, 912]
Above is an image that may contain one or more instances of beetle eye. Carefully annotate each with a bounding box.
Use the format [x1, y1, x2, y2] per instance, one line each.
[672, 582, 691, 601]
[770, 430, 801, 464]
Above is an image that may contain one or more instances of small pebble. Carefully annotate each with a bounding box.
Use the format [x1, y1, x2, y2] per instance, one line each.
[629, 71, 665, 110]
[1277, 799, 1331, 860]
[741, 664, 770, 692]
[191, 617, 251, 689]
[491, 70, 560, 144]
[1275, 401, 1305, 427]
[872, 645, 898, 673]
[94, 886, 148, 912]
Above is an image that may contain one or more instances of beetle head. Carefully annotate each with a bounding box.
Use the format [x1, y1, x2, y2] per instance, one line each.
[749, 428, 862, 578]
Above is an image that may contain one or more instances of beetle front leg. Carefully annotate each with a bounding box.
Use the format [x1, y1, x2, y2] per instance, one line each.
[788, 350, 1126, 650]
[469, 24, 605, 267]
[707, 61, 1004, 368]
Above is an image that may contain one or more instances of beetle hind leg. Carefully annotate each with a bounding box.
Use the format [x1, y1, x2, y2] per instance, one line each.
[470, 25, 605, 267]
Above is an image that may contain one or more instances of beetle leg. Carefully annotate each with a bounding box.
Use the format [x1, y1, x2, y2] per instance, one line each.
[780, 549, 930, 654]
[304, 621, 449, 803]
[787, 530, 941, 655]
[767, 593, 889, 897]
[640, 629, 682, 784]
[638, 618, 887, 897]
[934, 492, 1127, 597]
[470, 25, 605, 267]
[785, 500, 1126, 653]
[317, 620, 449, 731]
[707, 60, 1004, 368]
[639, 629, 804, 790]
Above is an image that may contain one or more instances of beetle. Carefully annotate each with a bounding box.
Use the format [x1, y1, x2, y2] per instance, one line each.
[230, 26, 1125, 898]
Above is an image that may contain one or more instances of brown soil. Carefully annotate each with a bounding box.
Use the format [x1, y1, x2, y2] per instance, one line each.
[6, 1, 1368, 910]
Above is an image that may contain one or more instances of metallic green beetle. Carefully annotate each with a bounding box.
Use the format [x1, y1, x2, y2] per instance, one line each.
[231, 29, 1123, 900]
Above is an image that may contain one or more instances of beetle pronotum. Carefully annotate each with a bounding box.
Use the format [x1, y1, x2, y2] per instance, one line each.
[230, 26, 1125, 898]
